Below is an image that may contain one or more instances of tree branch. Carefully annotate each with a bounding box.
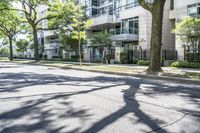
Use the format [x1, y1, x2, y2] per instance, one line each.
[35, 15, 57, 25]
[138, 0, 153, 12]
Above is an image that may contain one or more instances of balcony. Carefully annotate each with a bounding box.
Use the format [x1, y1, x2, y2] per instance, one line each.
[44, 43, 60, 50]
[110, 28, 139, 41]
[91, 13, 114, 27]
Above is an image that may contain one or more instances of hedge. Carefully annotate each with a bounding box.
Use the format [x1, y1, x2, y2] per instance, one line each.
[171, 61, 200, 69]
[137, 60, 150, 66]
[120, 52, 128, 64]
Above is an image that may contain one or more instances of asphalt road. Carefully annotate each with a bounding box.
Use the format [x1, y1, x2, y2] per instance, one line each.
[0, 62, 200, 133]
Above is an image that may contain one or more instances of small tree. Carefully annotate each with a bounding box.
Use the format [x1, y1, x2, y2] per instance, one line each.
[173, 17, 200, 60]
[0, 6, 20, 61]
[1, 0, 77, 62]
[59, 31, 78, 51]
[16, 39, 29, 56]
[0, 47, 9, 56]
[91, 32, 112, 64]
[138, 0, 166, 74]
[71, 6, 93, 66]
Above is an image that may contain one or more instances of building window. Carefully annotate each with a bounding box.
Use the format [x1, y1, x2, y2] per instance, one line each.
[170, 0, 174, 10]
[125, 0, 139, 9]
[188, 3, 200, 18]
[198, 7, 200, 16]
[92, 8, 98, 16]
[122, 17, 138, 34]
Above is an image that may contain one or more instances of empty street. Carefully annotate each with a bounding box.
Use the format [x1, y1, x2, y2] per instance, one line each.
[0, 62, 200, 133]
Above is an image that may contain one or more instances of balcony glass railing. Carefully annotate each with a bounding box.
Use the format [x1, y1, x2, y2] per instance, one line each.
[109, 28, 138, 35]
[92, 11, 113, 18]
[124, 2, 139, 9]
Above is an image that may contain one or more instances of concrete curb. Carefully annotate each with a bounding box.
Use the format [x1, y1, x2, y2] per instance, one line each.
[1, 61, 200, 85]
[34, 63, 200, 85]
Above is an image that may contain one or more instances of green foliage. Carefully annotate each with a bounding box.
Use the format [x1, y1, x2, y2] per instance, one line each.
[133, 60, 139, 64]
[137, 60, 150, 66]
[16, 39, 29, 53]
[0, 4, 20, 39]
[58, 31, 78, 51]
[91, 32, 112, 47]
[0, 47, 9, 56]
[173, 17, 200, 53]
[71, 6, 93, 40]
[91, 32, 112, 64]
[171, 61, 200, 69]
[120, 52, 128, 64]
[48, 0, 77, 30]
[173, 17, 200, 42]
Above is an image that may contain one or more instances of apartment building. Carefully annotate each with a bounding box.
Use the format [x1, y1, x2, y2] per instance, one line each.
[37, 5, 64, 60]
[169, 0, 200, 60]
[81, 0, 176, 63]
[38, 0, 200, 62]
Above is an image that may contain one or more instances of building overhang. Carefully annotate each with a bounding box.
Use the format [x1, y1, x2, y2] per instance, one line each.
[111, 34, 139, 42]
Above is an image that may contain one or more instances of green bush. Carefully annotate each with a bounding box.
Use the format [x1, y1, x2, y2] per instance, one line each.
[120, 52, 128, 64]
[137, 60, 150, 66]
[114, 61, 121, 64]
[171, 61, 200, 69]
[133, 60, 138, 64]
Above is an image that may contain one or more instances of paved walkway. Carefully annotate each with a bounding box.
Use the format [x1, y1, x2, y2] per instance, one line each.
[0, 62, 200, 133]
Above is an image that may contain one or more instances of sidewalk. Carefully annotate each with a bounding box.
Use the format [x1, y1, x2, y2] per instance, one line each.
[1, 59, 200, 84]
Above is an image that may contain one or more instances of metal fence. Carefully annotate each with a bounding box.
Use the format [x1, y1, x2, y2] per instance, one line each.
[139, 49, 177, 61]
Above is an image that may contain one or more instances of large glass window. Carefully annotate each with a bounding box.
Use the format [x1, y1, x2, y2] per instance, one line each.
[188, 3, 200, 18]
[170, 0, 174, 10]
[114, 0, 121, 17]
[92, 8, 98, 16]
[122, 17, 138, 34]
[125, 0, 138, 9]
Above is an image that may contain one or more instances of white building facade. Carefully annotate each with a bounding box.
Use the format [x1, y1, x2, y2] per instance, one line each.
[81, 0, 176, 63]
[37, 0, 200, 62]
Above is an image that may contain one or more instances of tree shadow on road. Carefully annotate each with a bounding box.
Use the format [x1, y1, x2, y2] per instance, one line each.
[0, 72, 199, 132]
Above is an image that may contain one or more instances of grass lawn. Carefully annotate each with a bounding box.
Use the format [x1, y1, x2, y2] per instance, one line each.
[0, 59, 199, 80]
[0, 57, 9, 61]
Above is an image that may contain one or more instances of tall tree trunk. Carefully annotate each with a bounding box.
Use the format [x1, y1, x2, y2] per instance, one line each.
[9, 37, 13, 61]
[147, 1, 166, 74]
[198, 37, 200, 62]
[78, 38, 82, 66]
[32, 26, 40, 62]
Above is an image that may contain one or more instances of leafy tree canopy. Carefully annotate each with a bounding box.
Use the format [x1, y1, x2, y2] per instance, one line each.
[91, 32, 112, 47]
[173, 16, 200, 43]
[16, 39, 29, 53]
[59, 31, 78, 51]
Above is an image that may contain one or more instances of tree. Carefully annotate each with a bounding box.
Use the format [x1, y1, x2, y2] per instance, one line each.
[0, 6, 20, 61]
[59, 31, 78, 51]
[71, 6, 93, 66]
[0, 0, 76, 62]
[16, 39, 29, 55]
[138, 0, 166, 74]
[173, 17, 200, 60]
[47, 0, 77, 30]
[0, 47, 9, 56]
[91, 32, 112, 64]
